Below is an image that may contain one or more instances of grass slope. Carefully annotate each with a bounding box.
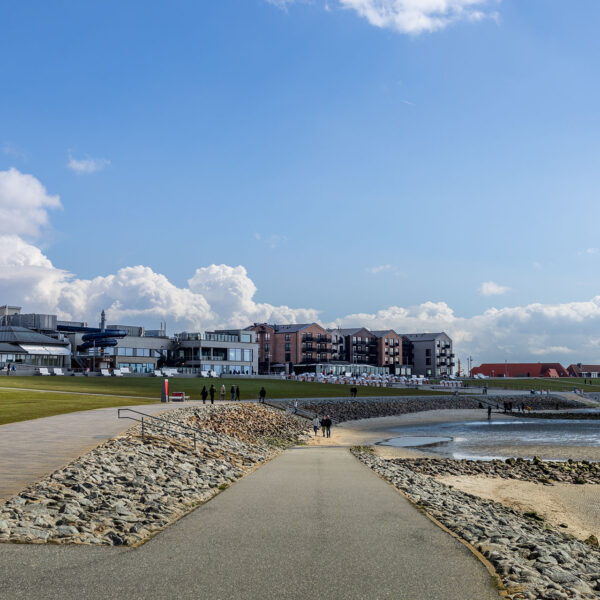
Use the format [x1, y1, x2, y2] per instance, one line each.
[0, 376, 443, 425]
[0, 389, 158, 426]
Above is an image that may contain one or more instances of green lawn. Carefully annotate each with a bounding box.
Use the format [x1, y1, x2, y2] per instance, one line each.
[463, 377, 600, 393]
[0, 376, 444, 425]
[0, 389, 159, 426]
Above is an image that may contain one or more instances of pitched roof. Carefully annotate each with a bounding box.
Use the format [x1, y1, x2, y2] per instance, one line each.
[472, 363, 569, 378]
[567, 364, 600, 375]
[0, 326, 68, 346]
[272, 323, 313, 333]
[370, 330, 400, 338]
[402, 333, 446, 342]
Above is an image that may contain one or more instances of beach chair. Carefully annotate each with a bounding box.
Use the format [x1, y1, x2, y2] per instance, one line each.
[38, 367, 51, 376]
[120, 366, 130, 375]
[113, 369, 123, 377]
[101, 369, 111, 377]
[153, 369, 163, 377]
[53, 368, 65, 376]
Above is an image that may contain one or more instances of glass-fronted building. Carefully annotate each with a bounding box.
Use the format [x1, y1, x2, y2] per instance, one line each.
[0, 326, 70, 368]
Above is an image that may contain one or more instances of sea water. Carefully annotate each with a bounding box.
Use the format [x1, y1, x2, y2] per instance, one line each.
[380, 418, 600, 460]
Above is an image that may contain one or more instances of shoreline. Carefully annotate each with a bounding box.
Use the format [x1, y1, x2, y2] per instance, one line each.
[307, 408, 600, 544]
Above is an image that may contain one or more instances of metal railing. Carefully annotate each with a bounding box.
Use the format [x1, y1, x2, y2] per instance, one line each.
[117, 408, 200, 450]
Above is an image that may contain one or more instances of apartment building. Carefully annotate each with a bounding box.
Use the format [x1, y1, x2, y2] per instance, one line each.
[402, 332, 454, 377]
[245, 323, 331, 373]
[371, 330, 402, 369]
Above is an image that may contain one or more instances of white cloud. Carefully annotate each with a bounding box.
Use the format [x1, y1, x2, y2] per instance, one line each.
[267, 0, 498, 34]
[0, 168, 61, 237]
[585, 247, 598, 255]
[478, 281, 509, 296]
[253, 232, 287, 249]
[67, 153, 110, 174]
[366, 264, 393, 274]
[3, 167, 600, 365]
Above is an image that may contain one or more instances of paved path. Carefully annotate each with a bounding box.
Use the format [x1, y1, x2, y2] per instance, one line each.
[0, 447, 499, 600]
[0, 402, 206, 499]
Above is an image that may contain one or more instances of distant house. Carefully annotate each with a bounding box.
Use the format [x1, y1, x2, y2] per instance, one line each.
[566, 364, 600, 378]
[471, 363, 569, 378]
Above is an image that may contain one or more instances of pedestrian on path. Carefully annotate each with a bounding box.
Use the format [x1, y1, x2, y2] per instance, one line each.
[201, 386, 208, 404]
[324, 415, 332, 438]
[312, 415, 320, 436]
[235, 385, 240, 401]
[209, 384, 215, 404]
[230, 385, 236, 401]
[259, 387, 266, 403]
[220, 384, 226, 401]
[487, 406, 492, 420]
[320, 416, 327, 437]
[293, 399, 298, 414]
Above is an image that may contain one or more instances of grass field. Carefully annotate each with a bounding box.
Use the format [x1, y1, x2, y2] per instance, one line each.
[0, 376, 443, 426]
[0, 389, 159, 426]
[463, 377, 600, 393]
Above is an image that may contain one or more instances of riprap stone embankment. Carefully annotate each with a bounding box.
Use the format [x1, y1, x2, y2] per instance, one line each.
[0, 405, 308, 546]
[353, 449, 600, 600]
[289, 395, 583, 423]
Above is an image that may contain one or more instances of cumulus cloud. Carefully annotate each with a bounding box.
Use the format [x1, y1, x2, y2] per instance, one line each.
[0, 168, 61, 238]
[3, 167, 600, 365]
[266, 0, 498, 34]
[67, 153, 110, 174]
[328, 297, 600, 364]
[478, 281, 509, 296]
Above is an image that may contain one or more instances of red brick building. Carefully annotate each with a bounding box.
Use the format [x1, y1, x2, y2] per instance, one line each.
[566, 364, 600, 378]
[371, 330, 402, 369]
[471, 363, 569, 378]
[245, 323, 331, 373]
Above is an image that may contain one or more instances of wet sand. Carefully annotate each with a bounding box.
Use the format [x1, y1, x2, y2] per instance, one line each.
[307, 409, 516, 458]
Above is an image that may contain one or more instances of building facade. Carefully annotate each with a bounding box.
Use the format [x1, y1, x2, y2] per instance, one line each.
[170, 329, 258, 375]
[402, 332, 454, 377]
[245, 323, 331, 373]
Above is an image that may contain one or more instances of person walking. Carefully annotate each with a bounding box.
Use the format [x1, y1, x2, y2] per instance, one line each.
[293, 399, 298, 414]
[320, 416, 327, 437]
[235, 385, 240, 401]
[259, 386, 266, 403]
[487, 406, 492, 420]
[312, 415, 320, 436]
[324, 415, 332, 438]
[230, 385, 236, 401]
[220, 384, 226, 401]
[209, 384, 215, 404]
[201, 385, 208, 404]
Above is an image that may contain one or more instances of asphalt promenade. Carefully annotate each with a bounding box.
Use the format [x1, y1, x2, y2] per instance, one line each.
[0, 401, 206, 499]
[0, 446, 499, 600]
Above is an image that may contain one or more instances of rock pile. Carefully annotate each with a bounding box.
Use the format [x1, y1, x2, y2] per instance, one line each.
[289, 395, 582, 424]
[354, 449, 600, 599]
[391, 457, 600, 485]
[0, 405, 308, 547]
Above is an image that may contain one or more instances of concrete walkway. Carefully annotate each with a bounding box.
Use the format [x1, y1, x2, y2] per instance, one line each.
[0, 447, 499, 600]
[0, 401, 206, 499]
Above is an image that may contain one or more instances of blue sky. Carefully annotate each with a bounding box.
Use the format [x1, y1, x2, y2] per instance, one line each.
[1, 0, 600, 364]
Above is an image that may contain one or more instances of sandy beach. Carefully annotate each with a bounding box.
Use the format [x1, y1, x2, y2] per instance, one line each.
[308, 408, 600, 541]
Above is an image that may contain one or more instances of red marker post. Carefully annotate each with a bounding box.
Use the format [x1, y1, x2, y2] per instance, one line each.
[161, 378, 169, 402]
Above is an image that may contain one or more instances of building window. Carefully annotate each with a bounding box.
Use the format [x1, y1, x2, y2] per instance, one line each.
[265, 343, 270, 351]
[285, 334, 291, 341]
[285, 343, 290, 351]
[425, 349, 431, 357]
[426, 358, 431, 366]
[285, 353, 291, 362]
[243, 349, 252, 362]
[228, 348, 242, 361]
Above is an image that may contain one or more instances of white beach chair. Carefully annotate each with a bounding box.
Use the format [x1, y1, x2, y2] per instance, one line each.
[53, 368, 65, 376]
[113, 369, 123, 377]
[38, 367, 51, 376]
[101, 369, 111, 377]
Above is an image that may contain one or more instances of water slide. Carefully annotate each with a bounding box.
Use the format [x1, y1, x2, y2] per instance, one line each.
[57, 324, 127, 350]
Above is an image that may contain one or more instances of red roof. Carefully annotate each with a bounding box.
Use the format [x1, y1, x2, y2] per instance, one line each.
[471, 363, 569, 378]
[567, 364, 600, 376]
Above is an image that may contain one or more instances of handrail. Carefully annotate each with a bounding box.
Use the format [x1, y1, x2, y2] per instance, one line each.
[117, 408, 200, 450]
